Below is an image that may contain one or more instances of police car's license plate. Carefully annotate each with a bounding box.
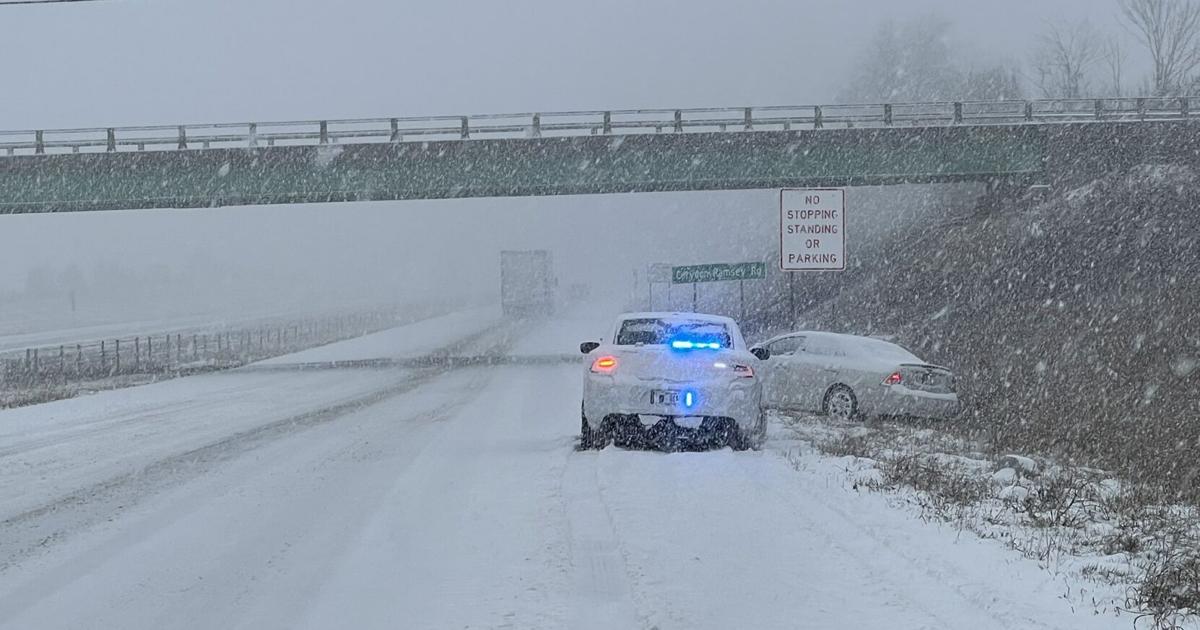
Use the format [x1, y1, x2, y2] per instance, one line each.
[650, 390, 681, 405]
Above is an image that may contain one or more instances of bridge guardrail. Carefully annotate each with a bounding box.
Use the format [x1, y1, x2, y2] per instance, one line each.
[0, 96, 1193, 157]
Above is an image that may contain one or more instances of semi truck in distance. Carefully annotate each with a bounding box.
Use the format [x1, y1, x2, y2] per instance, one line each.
[500, 250, 556, 317]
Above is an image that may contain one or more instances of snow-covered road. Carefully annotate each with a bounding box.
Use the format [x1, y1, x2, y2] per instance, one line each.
[0, 311, 1128, 629]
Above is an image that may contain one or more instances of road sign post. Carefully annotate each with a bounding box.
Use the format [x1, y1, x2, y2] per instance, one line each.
[739, 279, 745, 322]
[780, 188, 846, 271]
[646, 263, 673, 311]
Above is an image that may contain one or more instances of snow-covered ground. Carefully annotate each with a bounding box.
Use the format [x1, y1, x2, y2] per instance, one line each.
[0, 310, 1136, 629]
[0, 301, 403, 355]
[255, 306, 501, 365]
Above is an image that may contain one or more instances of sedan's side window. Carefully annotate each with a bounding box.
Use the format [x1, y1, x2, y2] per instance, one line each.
[805, 337, 846, 357]
[767, 336, 805, 356]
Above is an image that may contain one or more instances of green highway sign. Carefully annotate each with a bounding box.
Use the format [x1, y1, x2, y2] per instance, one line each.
[672, 262, 766, 284]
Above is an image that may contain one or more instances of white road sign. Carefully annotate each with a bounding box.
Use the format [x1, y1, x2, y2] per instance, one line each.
[780, 188, 846, 271]
[647, 263, 673, 284]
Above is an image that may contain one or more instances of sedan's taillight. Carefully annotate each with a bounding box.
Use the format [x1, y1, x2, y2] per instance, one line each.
[591, 356, 618, 373]
[882, 371, 902, 386]
[733, 363, 755, 378]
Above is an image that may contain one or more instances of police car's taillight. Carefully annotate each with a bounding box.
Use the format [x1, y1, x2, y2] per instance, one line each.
[733, 363, 754, 378]
[591, 356, 618, 373]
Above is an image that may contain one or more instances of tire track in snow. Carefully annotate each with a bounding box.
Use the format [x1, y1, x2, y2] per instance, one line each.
[0, 323, 525, 573]
[561, 450, 646, 630]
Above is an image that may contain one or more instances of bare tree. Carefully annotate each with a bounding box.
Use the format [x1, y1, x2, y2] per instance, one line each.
[1119, 0, 1200, 95]
[837, 15, 964, 103]
[1102, 36, 1129, 96]
[1031, 21, 1102, 98]
[962, 66, 1025, 101]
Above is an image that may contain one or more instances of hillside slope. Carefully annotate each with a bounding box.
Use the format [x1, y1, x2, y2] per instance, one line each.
[797, 165, 1200, 497]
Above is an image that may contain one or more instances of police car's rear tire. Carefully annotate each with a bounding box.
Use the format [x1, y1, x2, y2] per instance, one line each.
[580, 410, 608, 450]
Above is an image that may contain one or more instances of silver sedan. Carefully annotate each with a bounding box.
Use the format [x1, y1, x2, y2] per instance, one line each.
[751, 331, 960, 420]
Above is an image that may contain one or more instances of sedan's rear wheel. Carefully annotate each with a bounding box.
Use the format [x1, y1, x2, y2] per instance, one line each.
[822, 385, 859, 421]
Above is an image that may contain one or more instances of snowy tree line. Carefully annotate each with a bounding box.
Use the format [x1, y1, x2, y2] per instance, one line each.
[839, 0, 1200, 103]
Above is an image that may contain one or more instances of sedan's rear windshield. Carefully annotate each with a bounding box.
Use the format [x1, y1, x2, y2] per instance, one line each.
[615, 318, 731, 348]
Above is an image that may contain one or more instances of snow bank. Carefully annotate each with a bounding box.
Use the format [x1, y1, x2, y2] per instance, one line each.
[258, 306, 501, 364]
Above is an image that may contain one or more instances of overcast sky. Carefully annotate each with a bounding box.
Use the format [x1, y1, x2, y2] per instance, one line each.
[0, 0, 1138, 326]
[1, 0, 1123, 128]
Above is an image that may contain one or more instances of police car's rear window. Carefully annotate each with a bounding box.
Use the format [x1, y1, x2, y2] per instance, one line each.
[615, 318, 731, 347]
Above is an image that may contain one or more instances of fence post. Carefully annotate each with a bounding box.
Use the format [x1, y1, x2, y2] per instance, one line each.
[24, 348, 30, 372]
[530, 113, 541, 138]
[460, 116, 469, 139]
[59, 345, 65, 380]
[32, 348, 39, 376]
[114, 339, 120, 374]
[744, 107, 753, 131]
[883, 103, 893, 126]
[953, 102, 963, 124]
[178, 125, 188, 150]
[602, 111, 612, 135]
[248, 123, 258, 147]
[390, 118, 400, 142]
[674, 110, 683, 132]
[813, 106, 823, 129]
[1094, 99, 1103, 120]
[177, 334, 182, 364]
[34, 130, 45, 155]
[76, 344, 82, 376]
[107, 128, 117, 152]
[135, 337, 141, 370]
[1182, 97, 1190, 117]
[100, 340, 106, 370]
[147, 336, 152, 368]
[1024, 101, 1034, 122]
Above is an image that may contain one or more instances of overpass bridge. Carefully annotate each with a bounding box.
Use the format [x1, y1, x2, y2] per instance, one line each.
[1, 97, 1197, 213]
